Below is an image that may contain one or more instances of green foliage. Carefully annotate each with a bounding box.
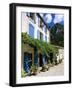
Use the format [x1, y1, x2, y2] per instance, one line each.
[31, 65, 38, 71]
[31, 65, 38, 75]
[22, 33, 58, 57]
[50, 23, 64, 47]
[41, 65, 49, 72]
[21, 69, 27, 77]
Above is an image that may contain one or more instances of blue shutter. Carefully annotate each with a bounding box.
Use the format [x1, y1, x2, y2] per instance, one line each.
[24, 53, 30, 73]
[29, 24, 34, 38]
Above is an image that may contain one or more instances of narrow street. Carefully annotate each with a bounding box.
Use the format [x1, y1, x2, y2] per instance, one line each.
[36, 61, 64, 76]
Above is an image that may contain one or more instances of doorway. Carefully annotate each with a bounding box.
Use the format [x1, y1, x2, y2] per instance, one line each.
[39, 54, 43, 67]
[49, 53, 53, 63]
[24, 52, 32, 73]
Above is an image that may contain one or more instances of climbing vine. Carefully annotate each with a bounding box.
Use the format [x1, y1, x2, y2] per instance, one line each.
[22, 33, 58, 56]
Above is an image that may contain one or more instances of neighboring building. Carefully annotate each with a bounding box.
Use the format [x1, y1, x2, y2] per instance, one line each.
[21, 13, 50, 73]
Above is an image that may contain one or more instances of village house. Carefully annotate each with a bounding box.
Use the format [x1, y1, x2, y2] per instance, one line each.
[21, 12, 63, 76]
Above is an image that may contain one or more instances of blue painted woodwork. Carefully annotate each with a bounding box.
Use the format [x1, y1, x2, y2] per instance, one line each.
[29, 23, 34, 38]
[24, 53, 30, 73]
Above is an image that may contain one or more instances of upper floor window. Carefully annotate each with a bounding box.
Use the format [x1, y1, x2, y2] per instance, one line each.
[38, 17, 44, 29]
[45, 26, 47, 34]
[29, 23, 34, 38]
[40, 19, 44, 28]
[27, 13, 30, 17]
[37, 30, 43, 41]
[40, 32, 43, 41]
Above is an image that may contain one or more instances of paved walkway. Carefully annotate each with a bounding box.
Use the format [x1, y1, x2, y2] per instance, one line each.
[36, 61, 64, 76]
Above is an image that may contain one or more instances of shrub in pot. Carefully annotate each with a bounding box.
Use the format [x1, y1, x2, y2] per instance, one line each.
[31, 65, 38, 75]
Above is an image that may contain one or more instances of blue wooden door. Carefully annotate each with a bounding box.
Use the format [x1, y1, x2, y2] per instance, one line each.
[24, 52, 30, 73]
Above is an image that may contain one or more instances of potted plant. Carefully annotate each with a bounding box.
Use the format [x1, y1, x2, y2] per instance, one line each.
[21, 69, 27, 77]
[31, 65, 38, 75]
[41, 64, 49, 72]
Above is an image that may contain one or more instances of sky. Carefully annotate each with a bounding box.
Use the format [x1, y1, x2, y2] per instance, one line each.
[44, 13, 64, 28]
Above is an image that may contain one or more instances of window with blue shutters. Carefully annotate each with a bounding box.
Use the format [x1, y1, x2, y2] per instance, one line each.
[45, 27, 47, 34]
[29, 23, 34, 38]
[37, 30, 43, 41]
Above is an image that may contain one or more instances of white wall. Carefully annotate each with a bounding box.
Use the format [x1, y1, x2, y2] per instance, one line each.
[22, 12, 29, 33]
[0, 0, 72, 90]
[22, 13, 38, 38]
[22, 13, 50, 42]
